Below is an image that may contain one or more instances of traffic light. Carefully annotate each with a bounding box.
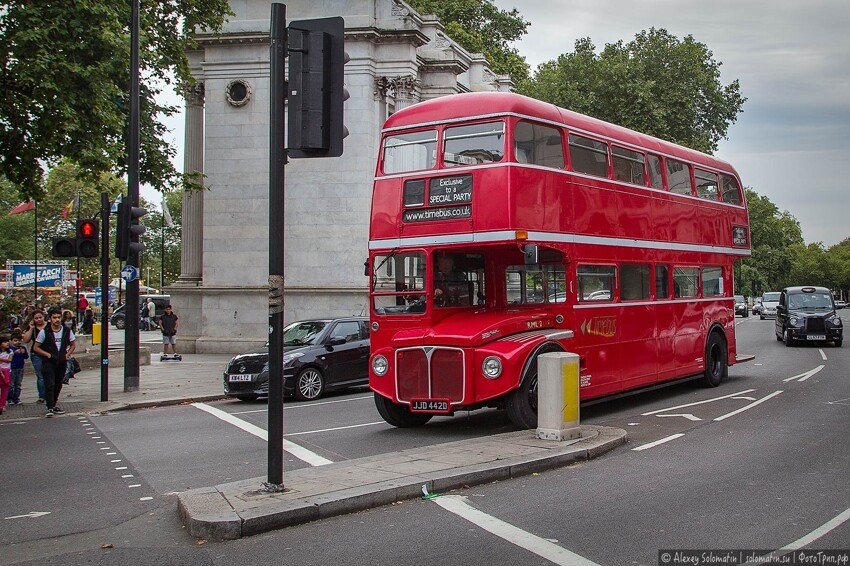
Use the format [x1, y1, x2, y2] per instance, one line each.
[287, 16, 349, 158]
[51, 235, 77, 258]
[115, 201, 147, 261]
[76, 219, 99, 258]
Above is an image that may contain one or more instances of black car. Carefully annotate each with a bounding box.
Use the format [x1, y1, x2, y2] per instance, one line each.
[223, 317, 370, 401]
[110, 295, 171, 329]
[775, 286, 843, 347]
[734, 294, 749, 317]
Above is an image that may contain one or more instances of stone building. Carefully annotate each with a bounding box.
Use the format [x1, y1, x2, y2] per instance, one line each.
[169, 0, 512, 353]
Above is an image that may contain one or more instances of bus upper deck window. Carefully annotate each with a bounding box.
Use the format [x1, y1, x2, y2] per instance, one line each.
[666, 158, 693, 195]
[383, 130, 437, 174]
[695, 169, 719, 200]
[647, 154, 664, 189]
[514, 121, 565, 168]
[721, 175, 742, 205]
[612, 145, 646, 185]
[443, 121, 505, 167]
[568, 134, 609, 178]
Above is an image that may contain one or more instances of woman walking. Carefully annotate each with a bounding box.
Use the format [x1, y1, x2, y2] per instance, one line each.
[22, 310, 48, 403]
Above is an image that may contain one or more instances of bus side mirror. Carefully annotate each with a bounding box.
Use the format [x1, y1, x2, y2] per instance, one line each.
[524, 244, 538, 265]
[364, 259, 369, 277]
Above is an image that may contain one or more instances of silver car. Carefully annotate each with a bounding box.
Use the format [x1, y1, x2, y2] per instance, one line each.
[760, 291, 781, 320]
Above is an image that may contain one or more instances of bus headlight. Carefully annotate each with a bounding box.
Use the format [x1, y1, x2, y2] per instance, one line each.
[372, 355, 388, 376]
[482, 356, 502, 379]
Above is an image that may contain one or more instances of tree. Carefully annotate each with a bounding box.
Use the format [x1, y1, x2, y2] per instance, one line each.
[0, 1, 232, 201]
[522, 29, 746, 154]
[405, 0, 530, 86]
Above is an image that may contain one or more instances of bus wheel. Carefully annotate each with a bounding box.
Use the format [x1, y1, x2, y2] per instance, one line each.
[374, 393, 432, 428]
[701, 331, 727, 388]
[506, 369, 538, 429]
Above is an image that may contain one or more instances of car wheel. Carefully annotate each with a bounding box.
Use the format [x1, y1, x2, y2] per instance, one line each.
[759, 315, 764, 320]
[701, 331, 727, 388]
[115, 317, 125, 329]
[294, 368, 325, 401]
[783, 329, 793, 347]
[835, 338, 843, 347]
[374, 393, 432, 427]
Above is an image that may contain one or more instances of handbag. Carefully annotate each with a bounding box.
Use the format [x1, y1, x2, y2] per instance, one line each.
[70, 357, 82, 375]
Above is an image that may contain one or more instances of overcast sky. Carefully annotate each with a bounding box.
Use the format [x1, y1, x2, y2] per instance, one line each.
[490, 0, 850, 246]
[153, 0, 848, 246]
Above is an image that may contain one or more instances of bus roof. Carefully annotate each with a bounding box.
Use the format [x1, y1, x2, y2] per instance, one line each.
[383, 92, 736, 174]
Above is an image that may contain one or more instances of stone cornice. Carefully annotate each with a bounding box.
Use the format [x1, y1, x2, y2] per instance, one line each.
[193, 27, 429, 49]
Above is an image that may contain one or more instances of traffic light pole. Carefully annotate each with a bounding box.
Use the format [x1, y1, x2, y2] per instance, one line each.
[266, 2, 287, 490]
[100, 193, 110, 401]
[124, 0, 141, 392]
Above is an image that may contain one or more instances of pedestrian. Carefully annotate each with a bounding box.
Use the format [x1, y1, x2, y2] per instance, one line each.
[78, 294, 89, 321]
[140, 300, 150, 331]
[62, 309, 76, 332]
[79, 308, 94, 334]
[0, 335, 12, 415]
[146, 297, 158, 330]
[159, 305, 179, 356]
[8, 330, 28, 406]
[22, 310, 48, 404]
[32, 307, 75, 417]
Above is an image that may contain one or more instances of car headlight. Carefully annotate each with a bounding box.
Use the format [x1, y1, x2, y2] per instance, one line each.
[827, 314, 841, 325]
[372, 355, 388, 376]
[283, 352, 304, 367]
[482, 356, 502, 379]
[790, 316, 801, 327]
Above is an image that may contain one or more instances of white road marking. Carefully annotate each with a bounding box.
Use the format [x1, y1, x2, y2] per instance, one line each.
[782, 365, 824, 383]
[641, 389, 756, 416]
[744, 506, 850, 564]
[818, 349, 827, 361]
[139, 497, 153, 501]
[432, 495, 601, 566]
[4, 511, 51, 520]
[714, 391, 783, 422]
[632, 434, 685, 451]
[284, 421, 387, 437]
[656, 413, 701, 421]
[192, 402, 333, 466]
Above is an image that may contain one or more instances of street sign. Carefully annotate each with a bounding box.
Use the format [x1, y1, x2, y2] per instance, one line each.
[94, 287, 102, 307]
[111, 194, 123, 214]
[120, 265, 139, 283]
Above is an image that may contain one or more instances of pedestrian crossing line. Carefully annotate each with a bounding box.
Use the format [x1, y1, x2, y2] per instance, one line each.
[192, 402, 333, 467]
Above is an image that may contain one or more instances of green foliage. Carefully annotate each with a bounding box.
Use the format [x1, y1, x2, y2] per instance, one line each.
[0, 1, 232, 201]
[521, 29, 746, 154]
[406, 0, 530, 85]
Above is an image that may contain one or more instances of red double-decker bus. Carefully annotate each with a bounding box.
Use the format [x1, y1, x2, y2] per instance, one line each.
[367, 92, 750, 429]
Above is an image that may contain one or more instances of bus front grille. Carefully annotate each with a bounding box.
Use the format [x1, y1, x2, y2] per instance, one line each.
[396, 347, 465, 404]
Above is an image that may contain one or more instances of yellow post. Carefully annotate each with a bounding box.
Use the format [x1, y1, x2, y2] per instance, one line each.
[536, 352, 581, 441]
[92, 322, 102, 345]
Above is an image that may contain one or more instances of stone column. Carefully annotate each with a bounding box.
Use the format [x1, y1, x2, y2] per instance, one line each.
[376, 75, 421, 111]
[177, 82, 204, 285]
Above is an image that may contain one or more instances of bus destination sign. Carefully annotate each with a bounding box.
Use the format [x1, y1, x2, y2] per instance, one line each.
[732, 225, 749, 247]
[428, 174, 472, 205]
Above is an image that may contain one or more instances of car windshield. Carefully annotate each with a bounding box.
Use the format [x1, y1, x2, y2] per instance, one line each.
[282, 321, 327, 346]
[734, 295, 745, 302]
[788, 293, 834, 310]
[763, 293, 781, 302]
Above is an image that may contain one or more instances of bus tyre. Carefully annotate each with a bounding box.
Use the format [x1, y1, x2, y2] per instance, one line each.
[374, 393, 432, 428]
[701, 332, 727, 388]
[506, 369, 539, 430]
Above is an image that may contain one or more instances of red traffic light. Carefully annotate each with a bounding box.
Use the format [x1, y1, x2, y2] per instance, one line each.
[79, 220, 96, 238]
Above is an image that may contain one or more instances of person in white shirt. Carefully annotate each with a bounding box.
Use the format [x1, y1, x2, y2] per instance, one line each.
[32, 308, 75, 417]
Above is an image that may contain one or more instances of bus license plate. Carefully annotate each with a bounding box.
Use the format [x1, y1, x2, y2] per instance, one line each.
[806, 335, 826, 341]
[410, 399, 451, 414]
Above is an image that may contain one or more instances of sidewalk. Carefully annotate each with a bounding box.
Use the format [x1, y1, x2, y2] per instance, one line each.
[0, 351, 233, 419]
[0, 345, 628, 541]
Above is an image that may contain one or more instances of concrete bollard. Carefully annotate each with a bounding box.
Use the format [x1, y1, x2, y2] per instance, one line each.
[536, 352, 581, 441]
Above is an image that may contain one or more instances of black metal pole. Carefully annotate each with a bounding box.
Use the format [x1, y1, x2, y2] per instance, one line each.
[267, 2, 287, 489]
[160, 209, 164, 290]
[124, 0, 141, 391]
[75, 191, 80, 327]
[33, 202, 38, 305]
[100, 192, 110, 401]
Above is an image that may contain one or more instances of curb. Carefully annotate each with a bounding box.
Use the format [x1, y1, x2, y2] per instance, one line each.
[178, 425, 627, 540]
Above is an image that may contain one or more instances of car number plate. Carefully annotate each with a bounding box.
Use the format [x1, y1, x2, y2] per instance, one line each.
[806, 335, 826, 341]
[229, 374, 255, 382]
[410, 399, 451, 414]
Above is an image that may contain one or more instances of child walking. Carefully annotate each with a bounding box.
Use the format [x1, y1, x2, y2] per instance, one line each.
[0, 335, 12, 415]
[9, 331, 29, 405]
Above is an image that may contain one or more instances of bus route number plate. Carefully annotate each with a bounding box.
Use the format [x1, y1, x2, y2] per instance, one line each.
[410, 399, 451, 413]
